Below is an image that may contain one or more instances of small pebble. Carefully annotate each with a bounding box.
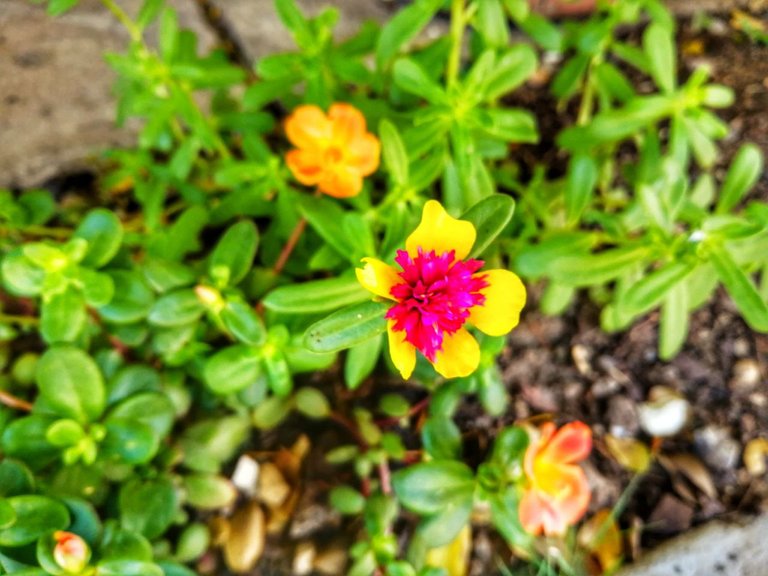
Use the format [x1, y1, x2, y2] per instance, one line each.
[608, 396, 640, 437]
[572, 344, 592, 375]
[592, 378, 621, 399]
[694, 426, 741, 471]
[730, 359, 762, 393]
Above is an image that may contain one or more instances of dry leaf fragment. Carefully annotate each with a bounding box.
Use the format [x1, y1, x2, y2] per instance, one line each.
[578, 509, 623, 575]
[223, 501, 266, 573]
[605, 435, 651, 473]
[425, 525, 471, 576]
[313, 546, 348, 575]
[744, 438, 768, 476]
[660, 453, 717, 499]
[293, 541, 316, 576]
[256, 462, 291, 509]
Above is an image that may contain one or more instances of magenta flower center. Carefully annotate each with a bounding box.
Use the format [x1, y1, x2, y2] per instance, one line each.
[386, 248, 488, 362]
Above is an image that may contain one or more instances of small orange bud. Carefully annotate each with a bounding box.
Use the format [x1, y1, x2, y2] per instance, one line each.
[284, 103, 380, 198]
[53, 531, 90, 574]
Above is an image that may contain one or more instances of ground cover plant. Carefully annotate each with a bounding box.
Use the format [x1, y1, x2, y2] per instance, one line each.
[1, 0, 767, 574]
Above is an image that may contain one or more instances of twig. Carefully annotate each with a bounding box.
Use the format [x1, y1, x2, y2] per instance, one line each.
[0, 390, 33, 412]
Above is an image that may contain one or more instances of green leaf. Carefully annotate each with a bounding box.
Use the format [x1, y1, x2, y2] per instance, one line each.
[73, 209, 123, 268]
[1, 416, 59, 469]
[119, 478, 177, 540]
[476, 0, 509, 47]
[294, 387, 331, 419]
[79, 269, 115, 307]
[514, 233, 597, 279]
[547, 245, 651, 287]
[557, 96, 674, 150]
[709, 243, 768, 332]
[380, 119, 409, 186]
[102, 419, 158, 464]
[47, 0, 79, 15]
[41, 288, 86, 344]
[476, 109, 537, 143]
[621, 260, 696, 315]
[716, 144, 764, 214]
[0, 460, 35, 498]
[143, 258, 195, 293]
[263, 276, 369, 314]
[462, 194, 516, 258]
[297, 194, 356, 257]
[392, 461, 474, 515]
[376, 0, 443, 67]
[97, 560, 164, 576]
[304, 301, 389, 353]
[344, 334, 383, 390]
[643, 23, 676, 93]
[415, 495, 473, 548]
[36, 347, 105, 423]
[659, 281, 689, 360]
[552, 54, 589, 100]
[274, 0, 312, 46]
[1, 249, 45, 297]
[262, 345, 292, 397]
[392, 59, 449, 105]
[489, 488, 533, 548]
[566, 155, 598, 226]
[422, 416, 462, 460]
[203, 345, 261, 395]
[220, 299, 266, 346]
[148, 289, 204, 327]
[0, 500, 15, 530]
[482, 45, 538, 101]
[0, 496, 69, 546]
[179, 416, 250, 473]
[491, 426, 529, 472]
[99, 271, 154, 324]
[251, 395, 292, 430]
[183, 475, 236, 510]
[106, 392, 175, 439]
[209, 221, 259, 287]
[329, 486, 366, 515]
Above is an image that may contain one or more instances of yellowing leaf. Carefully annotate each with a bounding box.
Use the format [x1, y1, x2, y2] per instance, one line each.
[578, 509, 623, 574]
[425, 524, 471, 576]
[605, 435, 651, 473]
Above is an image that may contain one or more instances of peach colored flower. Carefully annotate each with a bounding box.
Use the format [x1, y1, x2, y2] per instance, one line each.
[53, 531, 90, 573]
[356, 200, 527, 380]
[519, 421, 592, 536]
[284, 103, 380, 198]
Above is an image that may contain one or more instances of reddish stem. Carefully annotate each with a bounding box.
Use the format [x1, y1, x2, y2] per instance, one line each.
[378, 459, 392, 495]
[376, 395, 431, 427]
[0, 390, 33, 412]
[272, 217, 308, 276]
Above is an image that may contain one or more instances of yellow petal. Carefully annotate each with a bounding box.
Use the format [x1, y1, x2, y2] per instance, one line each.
[355, 258, 400, 300]
[432, 328, 480, 379]
[387, 322, 416, 380]
[425, 524, 471, 576]
[468, 269, 526, 336]
[406, 200, 475, 260]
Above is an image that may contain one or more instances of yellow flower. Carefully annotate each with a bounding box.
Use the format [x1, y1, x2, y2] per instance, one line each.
[356, 200, 526, 379]
[284, 103, 380, 198]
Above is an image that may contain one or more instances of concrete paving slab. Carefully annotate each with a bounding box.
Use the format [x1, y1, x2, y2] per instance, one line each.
[617, 515, 768, 576]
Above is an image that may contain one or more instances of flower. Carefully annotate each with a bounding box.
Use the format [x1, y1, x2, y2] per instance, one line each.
[53, 531, 90, 573]
[355, 200, 526, 379]
[284, 103, 380, 198]
[519, 421, 592, 537]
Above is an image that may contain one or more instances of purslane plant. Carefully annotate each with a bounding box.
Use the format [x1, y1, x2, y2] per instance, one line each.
[1, 0, 766, 574]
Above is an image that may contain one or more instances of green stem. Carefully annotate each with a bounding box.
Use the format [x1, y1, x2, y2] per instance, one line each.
[99, 0, 141, 42]
[16, 225, 72, 239]
[0, 314, 39, 327]
[446, 0, 467, 88]
[577, 58, 598, 125]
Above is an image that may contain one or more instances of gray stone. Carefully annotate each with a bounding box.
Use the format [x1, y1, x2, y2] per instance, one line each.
[210, 0, 389, 59]
[694, 425, 741, 471]
[0, 0, 213, 188]
[617, 515, 768, 576]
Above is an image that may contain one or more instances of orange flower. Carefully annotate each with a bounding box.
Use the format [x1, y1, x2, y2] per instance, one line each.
[284, 103, 380, 198]
[519, 421, 592, 537]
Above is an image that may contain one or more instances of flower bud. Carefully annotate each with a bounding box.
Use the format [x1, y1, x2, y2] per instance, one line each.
[53, 531, 90, 574]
